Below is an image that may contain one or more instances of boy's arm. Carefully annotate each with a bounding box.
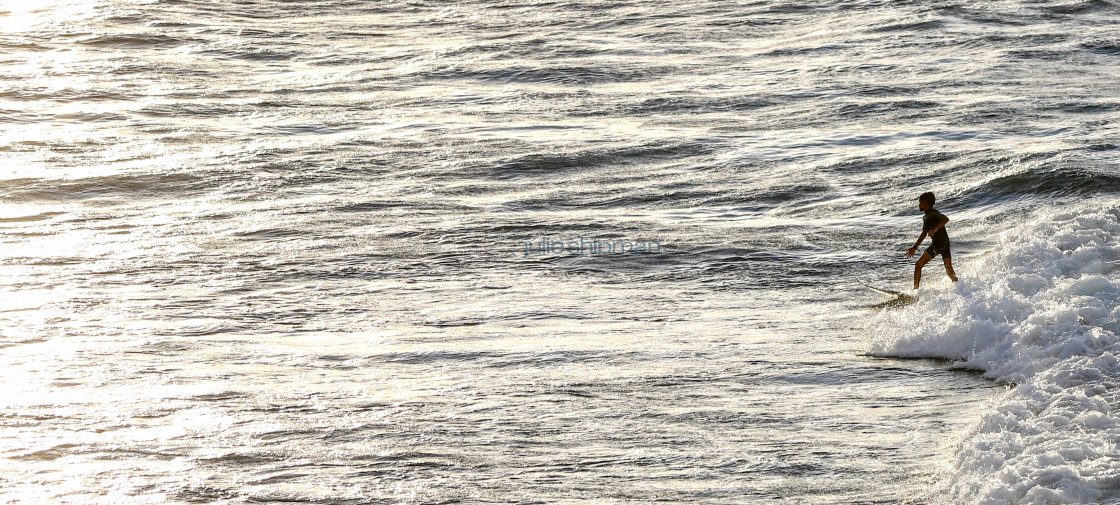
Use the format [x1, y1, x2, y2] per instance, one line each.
[907, 231, 927, 257]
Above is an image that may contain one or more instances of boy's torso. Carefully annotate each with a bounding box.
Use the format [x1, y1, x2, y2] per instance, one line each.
[923, 208, 950, 245]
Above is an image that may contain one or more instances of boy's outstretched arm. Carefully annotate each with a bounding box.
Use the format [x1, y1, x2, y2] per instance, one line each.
[906, 231, 927, 258]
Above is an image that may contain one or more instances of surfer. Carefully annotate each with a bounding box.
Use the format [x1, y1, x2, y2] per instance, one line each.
[905, 191, 958, 289]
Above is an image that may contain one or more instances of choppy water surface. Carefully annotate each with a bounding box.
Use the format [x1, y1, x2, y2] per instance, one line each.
[2, 1, 1119, 503]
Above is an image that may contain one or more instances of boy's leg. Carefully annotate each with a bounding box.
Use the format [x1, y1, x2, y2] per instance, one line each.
[914, 252, 932, 289]
[943, 257, 958, 282]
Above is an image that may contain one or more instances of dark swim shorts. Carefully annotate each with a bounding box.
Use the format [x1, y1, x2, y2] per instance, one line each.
[925, 241, 952, 259]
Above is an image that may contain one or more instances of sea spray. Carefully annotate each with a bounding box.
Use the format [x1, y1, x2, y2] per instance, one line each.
[869, 204, 1120, 504]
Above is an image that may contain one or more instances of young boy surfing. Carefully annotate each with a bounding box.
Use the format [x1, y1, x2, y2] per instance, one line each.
[905, 191, 958, 289]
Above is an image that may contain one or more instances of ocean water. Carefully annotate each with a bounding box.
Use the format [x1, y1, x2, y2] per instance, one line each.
[1, 0, 1119, 503]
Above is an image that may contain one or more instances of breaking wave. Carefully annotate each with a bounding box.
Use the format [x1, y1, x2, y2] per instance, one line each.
[869, 203, 1120, 504]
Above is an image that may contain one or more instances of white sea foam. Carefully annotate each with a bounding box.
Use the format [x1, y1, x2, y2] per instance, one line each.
[868, 204, 1120, 505]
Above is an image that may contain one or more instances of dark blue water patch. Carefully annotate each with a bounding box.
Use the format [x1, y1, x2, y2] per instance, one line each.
[830, 99, 945, 120]
[172, 485, 241, 503]
[944, 100, 1049, 128]
[1051, 101, 1120, 114]
[225, 0, 407, 17]
[252, 429, 322, 442]
[241, 397, 340, 415]
[1080, 39, 1120, 55]
[488, 141, 714, 179]
[766, 364, 917, 387]
[172, 0, 329, 21]
[981, 32, 1072, 45]
[260, 124, 359, 136]
[10, 443, 84, 462]
[693, 264, 832, 291]
[197, 451, 284, 466]
[189, 391, 252, 402]
[318, 31, 393, 41]
[103, 12, 156, 25]
[0, 40, 52, 52]
[76, 34, 193, 49]
[813, 62, 905, 76]
[137, 100, 298, 118]
[468, 222, 618, 236]
[749, 1, 836, 15]
[761, 44, 852, 58]
[250, 99, 309, 109]
[697, 15, 799, 29]
[957, 34, 1070, 51]
[229, 228, 307, 239]
[204, 27, 302, 39]
[0, 87, 136, 102]
[763, 100, 943, 129]
[246, 471, 315, 485]
[463, 178, 710, 212]
[865, 19, 945, 33]
[51, 112, 131, 123]
[331, 201, 409, 213]
[0, 412, 67, 427]
[145, 18, 210, 29]
[321, 197, 479, 219]
[744, 250, 807, 263]
[106, 61, 165, 76]
[258, 257, 416, 284]
[630, 95, 778, 114]
[414, 63, 680, 85]
[570, 187, 722, 210]
[305, 53, 397, 67]
[718, 182, 833, 207]
[718, 248, 837, 268]
[846, 83, 926, 98]
[0, 211, 66, 223]
[364, 349, 648, 367]
[931, 4, 1033, 26]
[458, 38, 619, 60]
[237, 492, 374, 505]
[105, 61, 219, 79]
[0, 109, 43, 124]
[960, 164, 1120, 207]
[152, 322, 246, 337]
[0, 172, 225, 203]
[1004, 48, 1076, 60]
[1037, 0, 1118, 16]
[820, 151, 959, 177]
[194, 41, 306, 61]
[0, 256, 86, 267]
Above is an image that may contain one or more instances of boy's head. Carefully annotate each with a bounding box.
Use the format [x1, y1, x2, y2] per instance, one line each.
[919, 191, 935, 211]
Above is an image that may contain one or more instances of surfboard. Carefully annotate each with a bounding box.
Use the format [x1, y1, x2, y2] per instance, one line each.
[859, 281, 917, 308]
[860, 281, 904, 297]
